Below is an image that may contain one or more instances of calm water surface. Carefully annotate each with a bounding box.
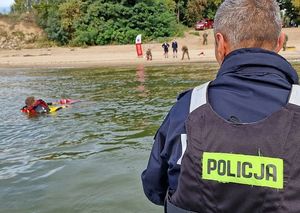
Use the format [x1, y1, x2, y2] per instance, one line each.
[0, 62, 299, 213]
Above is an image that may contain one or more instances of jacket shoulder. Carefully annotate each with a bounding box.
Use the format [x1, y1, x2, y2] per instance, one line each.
[176, 89, 192, 101]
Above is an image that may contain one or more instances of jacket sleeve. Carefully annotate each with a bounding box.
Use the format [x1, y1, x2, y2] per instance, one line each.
[141, 113, 171, 206]
[141, 89, 192, 206]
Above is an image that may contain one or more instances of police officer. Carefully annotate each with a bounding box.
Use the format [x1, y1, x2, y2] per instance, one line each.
[142, 0, 300, 212]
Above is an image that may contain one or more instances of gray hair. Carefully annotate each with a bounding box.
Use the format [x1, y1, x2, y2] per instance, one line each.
[214, 0, 282, 50]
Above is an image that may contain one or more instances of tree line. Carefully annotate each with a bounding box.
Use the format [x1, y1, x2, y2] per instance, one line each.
[9, 0, 300, 46]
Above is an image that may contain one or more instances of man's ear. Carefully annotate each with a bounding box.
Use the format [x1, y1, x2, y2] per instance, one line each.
[274, 32, 285, 53]
[215, 33, 230, 64]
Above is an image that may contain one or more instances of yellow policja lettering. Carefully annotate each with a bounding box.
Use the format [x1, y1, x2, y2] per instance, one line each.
[202, 152, 283, 189]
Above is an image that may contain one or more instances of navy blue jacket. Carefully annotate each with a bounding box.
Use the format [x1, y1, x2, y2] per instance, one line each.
[141, 48, 299, 205]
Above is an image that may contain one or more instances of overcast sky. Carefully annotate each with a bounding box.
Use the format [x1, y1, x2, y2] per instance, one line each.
[1, 0, 14, 7]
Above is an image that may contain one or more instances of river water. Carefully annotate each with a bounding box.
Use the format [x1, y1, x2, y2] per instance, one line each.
[0, 62, 299, 213]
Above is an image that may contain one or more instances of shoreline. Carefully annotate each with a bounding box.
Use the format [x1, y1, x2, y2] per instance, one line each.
[0, 28, 300, 69]
[0, 45, 299, 70]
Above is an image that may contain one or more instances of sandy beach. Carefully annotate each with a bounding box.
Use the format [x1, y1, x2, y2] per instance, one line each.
[0, 28, 299, 69]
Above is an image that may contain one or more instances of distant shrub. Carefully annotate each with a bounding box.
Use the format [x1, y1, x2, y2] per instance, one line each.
[35, 36, 58, 48]
[0, 29, 8, 38]
[11, 31, 25, 39]
[189, 31, 200, 36]
[33, 0, 183, 46]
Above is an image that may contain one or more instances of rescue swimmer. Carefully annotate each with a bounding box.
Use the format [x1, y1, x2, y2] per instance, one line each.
[141, 0, 300, 212]
[21, 96, 75, 114]
[21, 96, 52, 114]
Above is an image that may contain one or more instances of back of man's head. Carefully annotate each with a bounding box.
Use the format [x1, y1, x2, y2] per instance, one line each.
[214, 0, 282, 50]
[25, 96, 35, 107]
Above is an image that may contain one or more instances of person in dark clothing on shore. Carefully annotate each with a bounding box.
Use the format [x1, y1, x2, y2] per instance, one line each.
[172, 40, 178, 58]
[142, 0, 300, 212]
[162, 42, 170, 58]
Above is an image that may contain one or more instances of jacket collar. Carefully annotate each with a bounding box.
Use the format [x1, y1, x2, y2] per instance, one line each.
[217, 48, 299, 84]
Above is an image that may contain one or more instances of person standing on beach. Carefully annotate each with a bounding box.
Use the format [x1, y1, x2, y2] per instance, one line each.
[283, 34, 288, 51]
[172, 40, 178, 58]
[162, 42, 170, 58]
[146, 48, 152, 61]
[142, 0, 300, 212]
[181, 45, 190, 60]
[203, 31, 208, 45]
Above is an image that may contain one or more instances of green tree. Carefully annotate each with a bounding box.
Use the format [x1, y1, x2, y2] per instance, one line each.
[11, 0, 28, 13]
[278, 0, 300, 25]
[173, 0, 185, 23]
[186, 0, 207, 26]
[33, 0, 69, 44]
[203, 0, 222, 19]
[58, 0, 83, 40]
[164, 0, 177, 12]
[70, 0, 179, 46]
